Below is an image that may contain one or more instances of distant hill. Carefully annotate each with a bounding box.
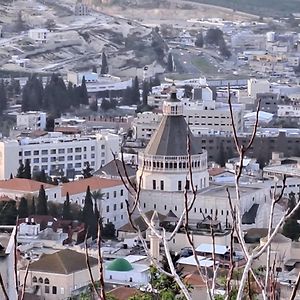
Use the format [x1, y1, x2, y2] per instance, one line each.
[188, 0, 300, 17]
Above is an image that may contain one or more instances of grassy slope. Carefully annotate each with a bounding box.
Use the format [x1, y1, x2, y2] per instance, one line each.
[188, 0, 300, 17]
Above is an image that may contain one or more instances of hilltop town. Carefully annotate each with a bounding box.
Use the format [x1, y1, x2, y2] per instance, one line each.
[1, 0, 300, 299]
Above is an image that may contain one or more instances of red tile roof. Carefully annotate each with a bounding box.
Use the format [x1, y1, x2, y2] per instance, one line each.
[0, 178, 55, 192]
[62, 177, 123, 196]
[108, 287, 141, 300]
[208, 167, 226, 177]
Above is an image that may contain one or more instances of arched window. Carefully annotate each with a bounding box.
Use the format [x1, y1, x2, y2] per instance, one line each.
[38, 277, 43, 283]
[32, 276, 37, 283]
[44, 278, 50, 285]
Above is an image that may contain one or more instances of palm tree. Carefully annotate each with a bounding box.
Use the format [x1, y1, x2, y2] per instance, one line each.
[91, 190, 105, 216]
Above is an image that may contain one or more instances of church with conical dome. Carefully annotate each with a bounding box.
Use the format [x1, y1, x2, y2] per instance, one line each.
[136, 84, 209, 216]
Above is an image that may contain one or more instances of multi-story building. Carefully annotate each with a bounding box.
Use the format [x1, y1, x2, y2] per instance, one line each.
[136, 86, 271, 226]
[61, 177, 128, 229]
[0, 132, 120, 180]
[0, 226, 17, 300]
[15, 111, 47, 131]
[132, 100, 243, 140]
[28, 29, 49, 43]
[74, 2, 90, 15]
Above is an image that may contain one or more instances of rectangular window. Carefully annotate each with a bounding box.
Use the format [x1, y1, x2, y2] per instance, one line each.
[160, 180, 164, 191]
[67, 163, 73, 169]
[41, 157, 48, 163]
[58, 149, 65, 154]
[83, 146, 87, 151]
[120, 189, 123, 196]
[24, 151, 31, 156]
[67, 156, 73, 161]
[152, 180, 156, 190]
[75, 163, 81, 168]
[101, 145, 105, 149]
[113, 191, 117, 198]
[185, 180, 190, 190]
[67, 148, 73, 153]
[101, 152, 105, 157]
[33, 158, 39, 163]
[91, 153, 95, 159]
[106, 206, 109, 213]
[58, 156, 64, 161]
[106, 192, 109, 199]
[121, 202, 123, 209]
[45, 286, 50, 293]
[50, 149, 56, 154]
[33, 150, 39, 155]
[50, 157, 56, 162]
[41, 165, 48, 170]
[178, 181, 182, 191]
[52, 286, 57, 294]
[75, 155, 82, 160]
[60, 287, 64, 295]
[114, 204, 117, 211]
[75, 147, 81, 153]
[91, 146, 95, 151]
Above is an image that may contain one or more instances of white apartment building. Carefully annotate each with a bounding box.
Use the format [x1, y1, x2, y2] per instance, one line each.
[132, 100, 243, 140]
[28, 28, 49, 43]
[0, 132, 120, 180]
[62, 177, 128, 229]
[278, 104, 300, 117]
[16, 111, 47, 130]
[247, 78, 271, 98]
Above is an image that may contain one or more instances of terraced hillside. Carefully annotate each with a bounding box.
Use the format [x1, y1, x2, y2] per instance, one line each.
[189, 0, 300, 17]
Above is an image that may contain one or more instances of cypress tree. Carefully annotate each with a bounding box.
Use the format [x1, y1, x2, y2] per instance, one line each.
[167, 53, 174, 72]
[82, 186, 95, 238]
[80, 76, 89, 105]
[100, 52, 109, 74]
[195, 31, 204, 48]
[31, 197, 36, 215]
[142, 80, 149, 107]
[36, 185, 48, 215]
[63, 192, 72, 220]
[16, 161, 25, 178]
[24, 159, 31, 179]
[132, 76, 140, 105]
[0, 79, 7, 114]
[18, 197, 29, 218]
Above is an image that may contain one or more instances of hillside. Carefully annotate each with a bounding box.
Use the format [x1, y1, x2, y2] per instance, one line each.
[188, 0, 300, 17]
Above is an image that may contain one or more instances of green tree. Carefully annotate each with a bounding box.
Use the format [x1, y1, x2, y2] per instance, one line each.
[282, 218, 300, 241]
[217, 142, 227, 167]
[63, 192, 72, 220]
[18, 197, 29, 218]
[24, 159, 31, 179]
[80, 76, 89, 105]
[102, 222, 116, 239]
[16, 161, 25, 178]
[31, 197, 36, 215]
[90, 100, 98, 112]
[36, 185, 48, 215]
[33, 169, 48, 183]
[0, 200, 18, 225]
[82, 186, 97, 238]
[205, 28, 224, 45]
[101, 51, 109, 74]
[142, 80, 149, 107]
[82, 162, 93, 178]
[167, 53, 174, 72]
[132, 76, 140, 105]
[0, 79, 7, 114]
[22, 75, 44, 112]
[128, 294, 152, 300]
[195, 31, 204, 47]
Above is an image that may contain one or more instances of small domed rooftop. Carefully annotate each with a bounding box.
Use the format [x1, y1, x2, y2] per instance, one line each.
[107, 258, 133, 272]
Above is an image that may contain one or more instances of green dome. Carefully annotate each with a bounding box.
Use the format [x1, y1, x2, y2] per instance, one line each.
[107, 258, 133, 272]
